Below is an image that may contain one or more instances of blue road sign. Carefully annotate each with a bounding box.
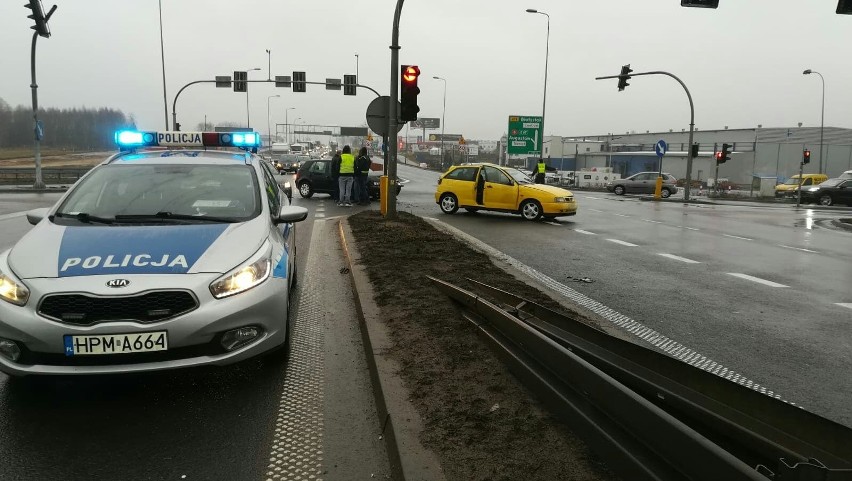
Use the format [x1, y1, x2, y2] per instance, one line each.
[655, 140, 668, 157]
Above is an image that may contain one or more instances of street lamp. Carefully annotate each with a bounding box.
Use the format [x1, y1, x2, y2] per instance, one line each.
[267, 94, 280, 145]
[265, 49, 272, 80]
[284, 107, 295, 144]
[243, 67, 261, 128]
[157, 0, 169, 130]
[526, 8, 550, 164]
[355, 52, 360, 83]
[433, 76, 447, 168]
[803, 69, 825, 174]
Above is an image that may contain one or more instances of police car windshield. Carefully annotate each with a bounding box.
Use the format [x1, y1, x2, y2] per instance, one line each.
[55, 164, 261, 224]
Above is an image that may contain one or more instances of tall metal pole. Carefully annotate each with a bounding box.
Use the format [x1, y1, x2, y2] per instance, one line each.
[158, 0, 169, 130]
[267, 95, 279, 145]
[266, 49, 271, 80]
[818, 73, 825, 174]
[386, 0, 405, 218]
[30, 32, 45, 189]
[526, 9, 550, 163]
[355, 53, 359, 83]
[433, 76, 447, 169]
[243, 67, 261, 129]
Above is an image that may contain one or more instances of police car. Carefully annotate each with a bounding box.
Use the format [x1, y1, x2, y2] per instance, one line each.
[0, 130, 307, 376]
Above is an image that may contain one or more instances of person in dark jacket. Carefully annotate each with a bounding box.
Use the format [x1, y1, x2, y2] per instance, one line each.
[330, 150, 342, 202]
[354, 147, 372, 205]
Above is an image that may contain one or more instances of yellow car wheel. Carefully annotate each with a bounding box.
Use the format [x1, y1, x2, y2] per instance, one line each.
[439, 193, 459, 214]
[520, 199, 542, 221]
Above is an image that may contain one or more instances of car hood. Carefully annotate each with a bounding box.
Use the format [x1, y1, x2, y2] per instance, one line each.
[7, 218, 267, 279]
[519, 184, 574, 197]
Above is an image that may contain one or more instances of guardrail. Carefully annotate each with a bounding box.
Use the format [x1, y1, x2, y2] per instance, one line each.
[428, 276, 852, 481]
[0, 168, 91, 185]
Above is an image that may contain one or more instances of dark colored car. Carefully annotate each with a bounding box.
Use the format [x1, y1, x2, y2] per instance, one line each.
[274, 154, 308, 174]
[800, 178, 852, 206]
[295, 159, 401, 199]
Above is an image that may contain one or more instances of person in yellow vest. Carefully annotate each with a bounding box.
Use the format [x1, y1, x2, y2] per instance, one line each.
[534, 159, 546, 184]
[338, 145, 356, 206]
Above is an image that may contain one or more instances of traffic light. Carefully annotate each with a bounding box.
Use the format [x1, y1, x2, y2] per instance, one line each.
[400, 65, 421, 121]
[343, 74, 357, 96]
[233, 71, 247, 92]
[293, 71, 306, 93]
[681, 0, 719, 7]
[617, 64, 633, 92]
[838, 0, 852, 14]
[714, 151, 722, 163]
[691, 143, 699, 158]
[718, 143, 731, 164]
[24, 0, 55, 38]
[803, 149, 811, 164]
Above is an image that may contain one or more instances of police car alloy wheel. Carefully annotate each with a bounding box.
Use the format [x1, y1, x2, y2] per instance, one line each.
[0, 129, 308, 376]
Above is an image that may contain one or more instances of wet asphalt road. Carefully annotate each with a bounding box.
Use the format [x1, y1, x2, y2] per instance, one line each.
[0, 186, 390, 480]
[396, 163, 852, 427]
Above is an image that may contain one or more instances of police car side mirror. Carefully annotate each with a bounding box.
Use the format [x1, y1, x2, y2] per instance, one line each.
[26, 207, 50, 225]
[275, 205, 308, 225]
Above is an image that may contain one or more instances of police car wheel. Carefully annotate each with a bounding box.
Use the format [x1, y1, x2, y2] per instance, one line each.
[298, 182, 313, 198]
[520, 200, 543, 221]
[439, 193, 459, 214]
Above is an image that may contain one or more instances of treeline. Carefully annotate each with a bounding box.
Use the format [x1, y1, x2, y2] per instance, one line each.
[0, 97, 135, 150]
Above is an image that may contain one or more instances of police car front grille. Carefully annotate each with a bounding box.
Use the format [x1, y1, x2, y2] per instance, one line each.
[38, 291, 198, 325]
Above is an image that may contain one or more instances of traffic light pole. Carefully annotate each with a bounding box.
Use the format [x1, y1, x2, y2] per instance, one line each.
[30, 31, 45, 190]
[386, 0, 406, 219]
[596, 70, 696, 201]
[796, 160, 804, 208]
[172, 79, 380, 131]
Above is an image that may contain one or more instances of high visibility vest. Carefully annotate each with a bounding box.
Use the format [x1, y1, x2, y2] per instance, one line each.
[340, 153, 355, 174]
[537, 162, 546, 174]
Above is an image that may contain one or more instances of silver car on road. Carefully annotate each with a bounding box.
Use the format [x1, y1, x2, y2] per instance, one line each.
[606, 172, 679, 198]
[0, 131, 307, 376]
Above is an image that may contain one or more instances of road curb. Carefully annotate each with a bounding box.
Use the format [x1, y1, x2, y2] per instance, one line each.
[338, 219, 446, 481]
[831, 219, 852, 232]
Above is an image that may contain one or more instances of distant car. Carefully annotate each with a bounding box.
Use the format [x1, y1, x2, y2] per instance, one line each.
[435, 163, 577, 221]
[295, 159, 401, 200]
[800, 178, 852, 206]
[606, 172, 678, 198]
[273, 154, 305, 174]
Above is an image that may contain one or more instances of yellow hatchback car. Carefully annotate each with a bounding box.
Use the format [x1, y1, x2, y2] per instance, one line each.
[435, 163, 577, 220]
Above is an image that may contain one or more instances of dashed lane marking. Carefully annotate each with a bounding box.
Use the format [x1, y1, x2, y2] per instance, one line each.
[643, 219, 664, 224]
[315, 213, 326, 218]
[658, 253, 701, 264]
[606, 238, 639, 247]
[425, 217, 794, 405]
[574, 229, 597, 235]
[545, 221, 561, 226]
[678, 226, 701, 231]
[727, 273, 788, 288]
[778, 245, 819, 254]
[723, 234, 753, 241]
[612, 213, 631, 218]
[583, 196, 601, 199]
[588, 208, 605, 213]
[0, 211, 27, 222]
[835, 303, 852, 310]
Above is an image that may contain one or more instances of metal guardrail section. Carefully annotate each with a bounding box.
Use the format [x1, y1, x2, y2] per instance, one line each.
[427, 276, 852, 481]
[0, 167, 90, 184]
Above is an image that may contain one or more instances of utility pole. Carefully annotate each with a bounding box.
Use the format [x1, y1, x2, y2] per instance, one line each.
[386, 0, 406, 218]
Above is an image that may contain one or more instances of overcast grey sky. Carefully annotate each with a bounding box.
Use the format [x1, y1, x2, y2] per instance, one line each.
[1, 0, 849, 141]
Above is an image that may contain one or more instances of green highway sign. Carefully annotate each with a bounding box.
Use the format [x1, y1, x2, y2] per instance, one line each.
[507, 115, 543, 155]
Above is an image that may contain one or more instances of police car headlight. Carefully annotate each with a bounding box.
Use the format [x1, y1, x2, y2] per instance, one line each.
[209, 244, 272, 299]
[0, 268, 29, 306]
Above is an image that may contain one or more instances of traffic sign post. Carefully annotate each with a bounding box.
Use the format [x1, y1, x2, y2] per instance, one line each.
[654, 139, 667, 199]
[507, 115, 543, 156]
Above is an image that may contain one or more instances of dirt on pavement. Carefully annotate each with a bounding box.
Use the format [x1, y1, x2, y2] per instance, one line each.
[348, 211, 618, 481]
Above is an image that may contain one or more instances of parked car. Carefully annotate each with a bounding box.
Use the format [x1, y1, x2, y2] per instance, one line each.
[295, 159, 402, 199]
[775, 173, 828, 198]
[435, 163, 577, 221]
[800, 178, 852, 206]
[606, 172, 679, 198]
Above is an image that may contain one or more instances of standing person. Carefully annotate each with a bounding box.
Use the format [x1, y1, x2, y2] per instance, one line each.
[331, 150, 341, 202]
[354, 146, 372, 205]
[534, 158, 547, 184]
[338, 145, 355, 206]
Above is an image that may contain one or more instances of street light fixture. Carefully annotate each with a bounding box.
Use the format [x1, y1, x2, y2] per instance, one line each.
[526, 8, 550, 165]
[267, 94, 280, 146]
[243, 67, 261, 128]
[433, 76, 447, 168]
[803, 69, 825, 174]
[284, 107, 295, 144]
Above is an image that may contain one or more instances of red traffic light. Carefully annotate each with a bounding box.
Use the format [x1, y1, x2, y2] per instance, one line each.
[402, 65, 420, 83]
[803, 150, 811, 158]
[715, 152, 722, 160]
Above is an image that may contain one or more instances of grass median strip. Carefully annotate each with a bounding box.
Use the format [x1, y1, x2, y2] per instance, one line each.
[347, 211, 616, 481]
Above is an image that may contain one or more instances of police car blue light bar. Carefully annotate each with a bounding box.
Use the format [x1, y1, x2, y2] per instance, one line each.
[114, 130, 261, 151]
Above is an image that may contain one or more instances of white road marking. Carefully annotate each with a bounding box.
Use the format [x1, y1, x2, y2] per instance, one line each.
[315, 213, 326, 218]
[0, 211, 28, 221]
[316, 208, 325, 213]
[727, 273, 788, 288]
[612, 213, 631, 218]
[643, 219, 664, 224]
[658, 253, 701, 264]
[836, 303, 852, 310]
[606, 238, 639, 247]
[583, 196, 600, 200]
[545, 221, 561, 226]
[678, 226, 700, 231]
[574, 229, 597, 235]
[778, 245, 819, 254]
[723, 234, 753, 241]
[588, 208, 604, 213]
